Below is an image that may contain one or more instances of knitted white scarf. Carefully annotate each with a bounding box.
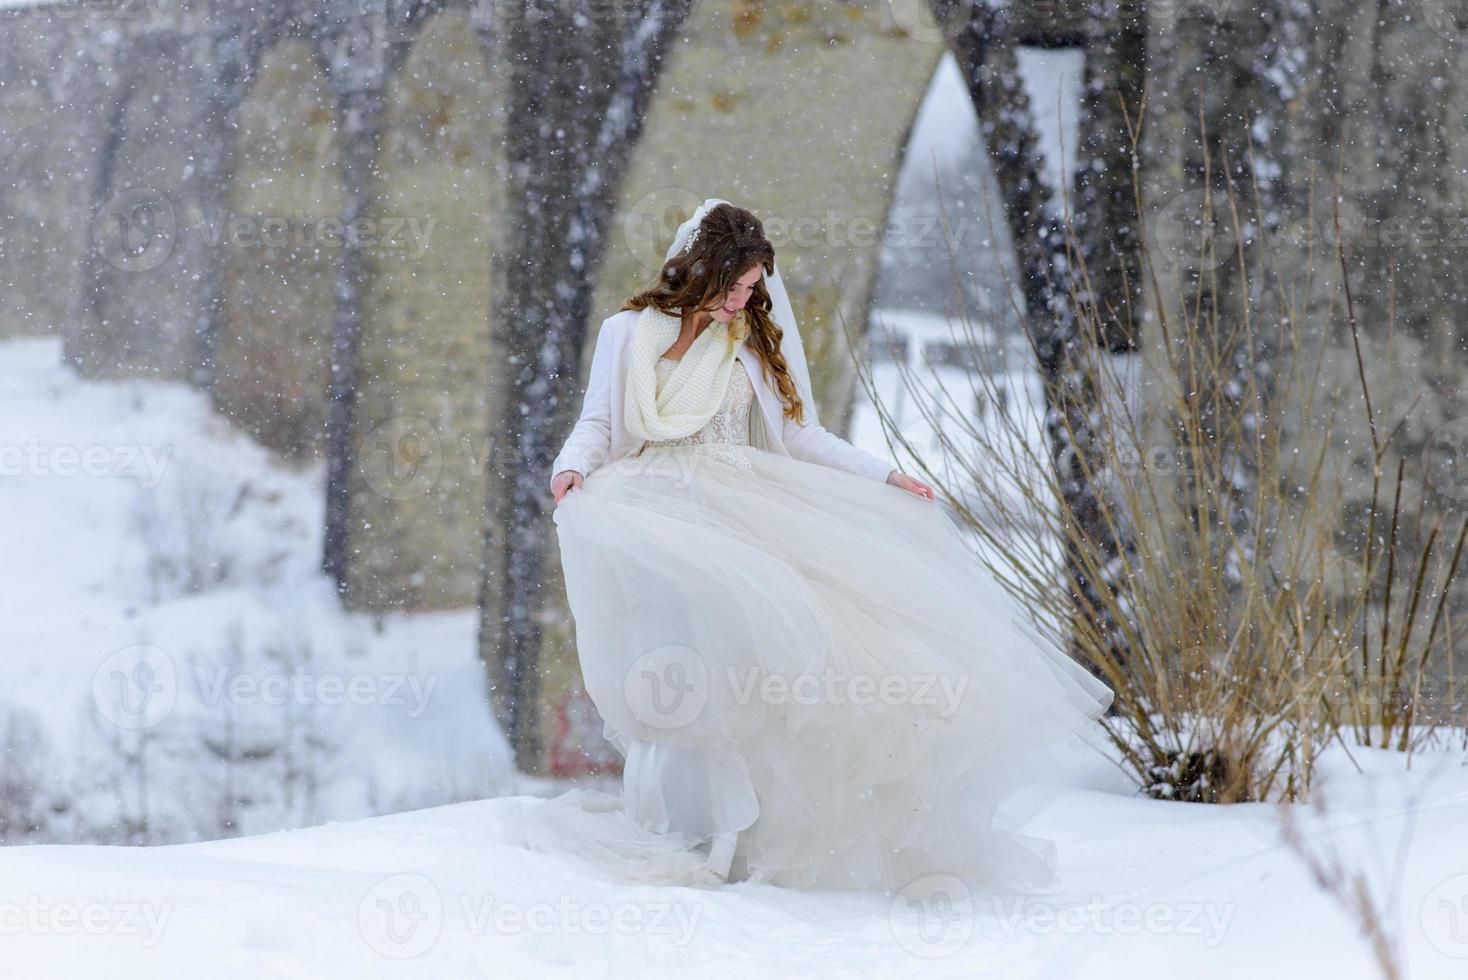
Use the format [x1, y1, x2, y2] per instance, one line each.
[624, 304, 746, 442]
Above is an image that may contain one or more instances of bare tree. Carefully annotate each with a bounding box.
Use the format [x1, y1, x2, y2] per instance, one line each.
[320, 1, 439, 588]
[478, 0, 698, 771]
[941, 0, 1145, 672]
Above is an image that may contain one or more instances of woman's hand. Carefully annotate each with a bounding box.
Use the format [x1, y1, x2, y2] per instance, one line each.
[886, 469, 934, 501]
[551, 469, 584, 504]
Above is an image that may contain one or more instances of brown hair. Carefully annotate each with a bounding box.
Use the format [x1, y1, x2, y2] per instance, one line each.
[621, 203, 810, 424]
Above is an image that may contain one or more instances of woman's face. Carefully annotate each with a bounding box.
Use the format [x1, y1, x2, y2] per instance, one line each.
[704, 265, 763, 323]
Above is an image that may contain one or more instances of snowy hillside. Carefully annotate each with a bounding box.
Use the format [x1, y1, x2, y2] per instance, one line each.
[0, 337, 513, 843]
[3, 743, 1466, 977]
[4, 339, 1468, 979]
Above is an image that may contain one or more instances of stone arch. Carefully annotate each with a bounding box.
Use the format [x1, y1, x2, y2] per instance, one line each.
[210, 38, 344, 458]
[859, 49, 1026, 441]
[587, 1, 947, 429]
[78, 31, 219, 379]
[0, 13, 95, 341]
[55, 5, 324, 382]
[342, 7, 506, 610]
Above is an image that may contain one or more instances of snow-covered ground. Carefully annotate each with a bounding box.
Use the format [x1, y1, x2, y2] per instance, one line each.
[3, 742, 1466, 977]
[0, 337, 513, 844]
[5, 335, 1468, 978]
[850, 305, 1067, 545]
[851, 305, 1045, 461]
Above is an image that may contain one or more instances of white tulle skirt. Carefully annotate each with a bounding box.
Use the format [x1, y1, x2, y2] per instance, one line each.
[544, 441, 1114, 892]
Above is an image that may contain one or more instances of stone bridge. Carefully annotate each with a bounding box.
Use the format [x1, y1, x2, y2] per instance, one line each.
[4, 0, 1466, 769]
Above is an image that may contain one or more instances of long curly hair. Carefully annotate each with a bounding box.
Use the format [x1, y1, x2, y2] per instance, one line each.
[621, 202, 811, 424]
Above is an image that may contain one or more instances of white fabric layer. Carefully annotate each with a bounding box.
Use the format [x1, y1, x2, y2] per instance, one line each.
[545, 392, 1115, 890]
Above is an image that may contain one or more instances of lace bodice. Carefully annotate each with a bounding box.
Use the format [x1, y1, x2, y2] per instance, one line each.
[637, 355, 755, 469]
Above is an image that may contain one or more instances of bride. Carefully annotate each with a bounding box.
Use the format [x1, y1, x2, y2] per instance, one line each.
[542, 198, 1114, 892]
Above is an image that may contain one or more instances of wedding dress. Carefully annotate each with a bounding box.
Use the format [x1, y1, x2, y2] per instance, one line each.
[541, 348, 1116, 892]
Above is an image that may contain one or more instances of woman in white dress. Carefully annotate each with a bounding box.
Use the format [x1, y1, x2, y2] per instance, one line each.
[544, 199, 1113, 892]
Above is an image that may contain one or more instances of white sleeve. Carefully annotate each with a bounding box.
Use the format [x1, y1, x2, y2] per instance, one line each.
[551, 318, 617, 479]
[780, 406, 894, 482]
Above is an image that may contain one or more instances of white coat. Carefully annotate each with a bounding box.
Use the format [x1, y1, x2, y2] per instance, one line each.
[550, 308, 895, 484]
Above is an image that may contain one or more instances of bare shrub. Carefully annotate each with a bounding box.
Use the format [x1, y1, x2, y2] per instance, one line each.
[0, 704, 63, 844]
[128, 462, 294, 603]
[849, 119, 1467, 803]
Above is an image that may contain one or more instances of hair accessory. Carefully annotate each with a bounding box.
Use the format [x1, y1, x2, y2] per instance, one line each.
[664, 198, 820, 424]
